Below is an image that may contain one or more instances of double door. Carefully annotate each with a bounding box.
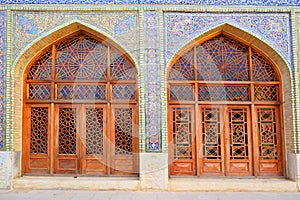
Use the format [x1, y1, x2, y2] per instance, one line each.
[23, 103, 138, 175]
[169, 105, 282, 176]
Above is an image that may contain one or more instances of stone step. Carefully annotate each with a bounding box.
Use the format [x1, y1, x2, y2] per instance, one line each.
[168, 177, 298, 192]
[12, 176, 140, 190]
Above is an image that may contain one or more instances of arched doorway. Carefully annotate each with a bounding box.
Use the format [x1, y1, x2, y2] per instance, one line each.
[168, 33, 283, 177]
[23, 31, 139, 176]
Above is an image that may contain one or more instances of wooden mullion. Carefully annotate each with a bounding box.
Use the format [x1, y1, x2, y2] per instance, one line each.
[169, 100, 197, 105]
[50, 103, 54, 174]
[110, 80, 136, 84]
[249, 47, 253, 82]
[247, 106, 254, 176]
[25, 80, 52, 83]
[55, 80, 110, 84]
[168, 80, 197, 84]
[51, 44, 56, 101]
[196, 101, 252, 105]
[253, 82, 281, 85]
[107, 45, 111, 175]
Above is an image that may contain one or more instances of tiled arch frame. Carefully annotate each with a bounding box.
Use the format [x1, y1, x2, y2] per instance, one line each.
[11, 21, 143, 174]
[163, 23, 295, 176]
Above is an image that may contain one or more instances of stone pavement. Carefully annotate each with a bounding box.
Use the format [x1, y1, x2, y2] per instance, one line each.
[0, 190, 299, 200]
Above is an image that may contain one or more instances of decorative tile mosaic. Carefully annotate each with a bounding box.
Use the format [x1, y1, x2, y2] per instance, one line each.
[0, 11, 5, 150]
[0, 0, 299, 5]
[144, 12, 161, 152]
[164, 13, 292, 69]
[13, 12, 139, 63]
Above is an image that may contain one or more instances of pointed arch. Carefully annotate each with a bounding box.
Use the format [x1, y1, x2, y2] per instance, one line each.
[13, 21, 140, 150]
[12, 22, 139, 177]
[165, 23, 294, 155]
[166, 30, 293, 177]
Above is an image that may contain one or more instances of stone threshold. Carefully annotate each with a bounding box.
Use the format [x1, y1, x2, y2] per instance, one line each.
[168, 177, 299, 192]
[11, 176, 299, 191]
[12, 176, 141, 190]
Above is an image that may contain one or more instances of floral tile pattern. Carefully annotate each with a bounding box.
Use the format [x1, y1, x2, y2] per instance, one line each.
[0, 12, 5, 150]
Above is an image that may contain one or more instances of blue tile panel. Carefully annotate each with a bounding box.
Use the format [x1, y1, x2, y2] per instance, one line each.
[13, 11, 139, 65]
[0, 11, 5, 150]
[164, 13, 292, 70]
[144, 12, 161, 152]
[0, 0, 299, 5]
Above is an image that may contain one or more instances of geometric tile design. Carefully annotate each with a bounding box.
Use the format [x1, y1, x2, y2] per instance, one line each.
[144, 12, 161, 152]
[13, 11, 139, 63]
[164, 13, 292, 69]
[1, 0, 299, 6]
[0, 11, 5, 150]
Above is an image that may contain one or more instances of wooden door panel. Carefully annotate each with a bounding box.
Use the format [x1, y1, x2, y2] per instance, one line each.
[23, 104, 51, 174]
[169, 105, 195, 176]
[255, 106, 282, 176]
[199, 106, 224, 176]
[81, 105, 107, 175]
[226, 106, 252, 176]
[111, 105, 138, 175]
[55, 105, 80, 174]
[113, 156, 135, 174]
[229, 161, 250, 174]
[57, 157, 78, 171]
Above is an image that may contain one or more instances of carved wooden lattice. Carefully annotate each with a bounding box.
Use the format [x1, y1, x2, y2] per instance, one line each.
[86, 108, 104, 155]
[30, 107, 48, 154]
[198, 86, 249, 101]
[201, 108, 221, 159]
[168, 34, 280, 103]
[57, 85, 106, 100]
[58, 108, 77, 155]
[114, 108, 133, 155]
[170, 85, 194, 101]
[27, 50, 52, 80]
[252, 51, 278, 82]
[28, 84, 51, 100]
[196, 35, 249, 81]
[254, 85, 279, 101]
[257, 108, 278, 160]
[112, 84, 136, 100]
[172, 108, 193, 160]
[110, 49, 136, 81]
[55, 34, 108, 81]
[229, 108, 249, 160]
[169, 49, 194, 81]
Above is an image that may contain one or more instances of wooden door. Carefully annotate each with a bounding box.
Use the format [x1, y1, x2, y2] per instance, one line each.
[81, 105, 107, 175]
[198, 106, 225, 176]
[254, 106, 282, 176]
[54, 104, 80, 174]
[23, 104, 51, 174]
[110, 104, 138, 175]
[198, 105, 252, 176]
[169, 105, 196, 176]
[225, 106, 252, 176]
